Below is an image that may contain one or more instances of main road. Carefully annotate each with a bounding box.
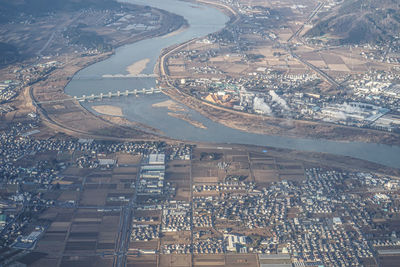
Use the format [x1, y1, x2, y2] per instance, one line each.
[114, 156, 143, 267]
[285, 1, 340, 88]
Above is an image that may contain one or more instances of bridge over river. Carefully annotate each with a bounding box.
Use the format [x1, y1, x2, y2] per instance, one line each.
[72, 74, 158, 80]
[36, 88, 162, 105]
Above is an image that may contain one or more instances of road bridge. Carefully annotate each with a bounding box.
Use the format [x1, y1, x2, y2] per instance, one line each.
[73, 74, 158, 80]
[36, 88, 162, 105]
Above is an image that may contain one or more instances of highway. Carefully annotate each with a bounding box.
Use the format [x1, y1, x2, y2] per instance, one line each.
[290, 49, 341, 87]
[189, 156, 194, 267]
[37, 11, 83, 57]
[285, 1, 340, 88]
[114, 205, 133, 267]
[114, 156, 143, 267]
[287, 1, 325, 43]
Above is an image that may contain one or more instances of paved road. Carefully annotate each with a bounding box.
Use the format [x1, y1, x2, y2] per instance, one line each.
[287, 1, 325, 43]
[290, 49, 340, 87]
[285, 1, 340, 88]
[37, 11, 83, 57]
[114, 156, 142, 267]
[189, 157, 194, 267]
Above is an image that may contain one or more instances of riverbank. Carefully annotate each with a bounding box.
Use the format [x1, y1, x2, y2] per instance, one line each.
[92, 105, 124, 116]
[197, 0, 238, 21]
[167, 112, 207, 129]
[152, 99, 186, 112]
[152, 99, 207, 129]
[194, 142, 400, 177]
[126, 58, 150, 75]
[161, 86, 400, 146]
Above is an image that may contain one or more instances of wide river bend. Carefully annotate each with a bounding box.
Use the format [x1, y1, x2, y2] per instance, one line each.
[65, 0, 400, 168]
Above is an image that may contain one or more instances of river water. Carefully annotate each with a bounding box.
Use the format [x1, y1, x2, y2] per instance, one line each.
[65, 0, 400, 168]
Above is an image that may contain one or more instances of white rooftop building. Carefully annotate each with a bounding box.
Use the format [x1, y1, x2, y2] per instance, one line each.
[149, 153, 165, 165]
[225, 234, 247, 252]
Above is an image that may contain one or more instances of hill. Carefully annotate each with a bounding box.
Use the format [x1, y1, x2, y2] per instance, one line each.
[304, 0, 400, 45]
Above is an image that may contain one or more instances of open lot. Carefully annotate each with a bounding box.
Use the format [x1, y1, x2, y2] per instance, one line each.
[159, 255, 191, 267]
[161, 232, 191, 246]
[127, 255, 157, 267]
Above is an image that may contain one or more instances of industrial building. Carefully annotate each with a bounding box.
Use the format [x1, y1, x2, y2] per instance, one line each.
[224, 234, 247, 252]
[138, 154, 166, 196]
[149, 153, 165, 165]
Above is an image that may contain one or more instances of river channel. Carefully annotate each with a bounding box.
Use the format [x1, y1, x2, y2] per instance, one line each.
[65, 0, 400, 168]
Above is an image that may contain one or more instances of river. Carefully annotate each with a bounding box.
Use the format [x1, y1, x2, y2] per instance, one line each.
[65, 0, 400, 168]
